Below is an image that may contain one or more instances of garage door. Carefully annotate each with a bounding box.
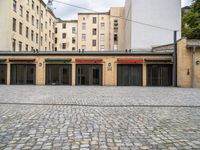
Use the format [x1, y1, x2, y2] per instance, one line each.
[76, 64, 102, 85]
[147, 64, 172, 86]
[46, 64, 72, 85]
[117, 64, 143, 86]
[11, 64, 36, 85]
[0, 65, 7, 84]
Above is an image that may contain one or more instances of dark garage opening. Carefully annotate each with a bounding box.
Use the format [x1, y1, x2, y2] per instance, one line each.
[11, 64, 36, 85]
[0, 65, 7, 84]
[46, 64, 72, 85]
[147, 64, 172, 86]
[76, 64, 102, 85]
[117, 64, 143, 86]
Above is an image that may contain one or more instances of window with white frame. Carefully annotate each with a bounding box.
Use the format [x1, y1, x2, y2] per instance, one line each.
[82, 34, 86, 41]
[82, 23, 86, 30]
[100, 34, 105, 41]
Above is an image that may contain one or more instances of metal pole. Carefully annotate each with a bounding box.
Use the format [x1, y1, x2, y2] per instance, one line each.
[173, 31, 177, 87]
[192, 47, 196, 88]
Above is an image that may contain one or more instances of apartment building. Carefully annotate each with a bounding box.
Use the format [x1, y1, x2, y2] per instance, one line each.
[77, 7, 125, 51]
[124, 0, 181, 50]
[55, 20, 78, 51]
[0, 0, 57, 51]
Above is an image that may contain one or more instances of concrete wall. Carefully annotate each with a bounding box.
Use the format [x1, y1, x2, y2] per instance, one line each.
[125, 0, 181, 50]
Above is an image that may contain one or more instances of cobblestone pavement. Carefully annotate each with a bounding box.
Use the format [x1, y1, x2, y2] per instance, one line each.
[0, 86, 200, 150]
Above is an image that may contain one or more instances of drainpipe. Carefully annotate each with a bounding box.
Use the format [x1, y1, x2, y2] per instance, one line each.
[173, 31, 177, 87]
[192, 46, 196, 88]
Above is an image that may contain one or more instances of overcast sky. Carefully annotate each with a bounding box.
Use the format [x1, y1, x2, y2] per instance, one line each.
[43, 0, 193, 20]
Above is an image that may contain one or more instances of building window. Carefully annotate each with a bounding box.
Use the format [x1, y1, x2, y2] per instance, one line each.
[25, 44, 28, 51]
[114, 20, 118, 27]
[45, 21, 47, 29]
[13, 0, 17, 12]
[36, 19, 39, 29]
[41, 10, 43, 18]
[49, 18, 51, 26]
[31, 47, 34, 51]
[55, 38, 57, 44]
[83, 17, 85, 20]
[72, 37, 76, 44]
[45, 34, 47, 42]
[100, 34, 105, 41]
[32, 15, 34, 26]
[92, 28, 97, 35]
[41, 37, 43, 46]
[49, 30, 51, 38]
[82, 45, 86, 50]
[20, 5, 23, 17]
[92, 40, 96, 47]
[31, 30, 34, 41]
[114, 33, 118, 42]
[12, 39, 16, 51]
[19, 41, 22, 51]
[55, 47, 57, 51]
[41, 23, 43, 32]
[62, 43, 66, 49]
[100, 45, 105, 51]
[72, 47, 75, 51]
[72, 27, 76, 34]
[82, 23, 86, 30]
[26, 27, 29, 38]
[12, 18, 16, 32]
[62, 23, 66, 29]
[55, 28, 58, 34]
[36, 33, 38, 43]
[82, 34, 86, 41]
[93, 17, 97, 24]
[26, 11, 29, 22]
[62, 33, 66, 39]
[32, 0, 34, 10]
[36, 6, 39, 14]
[101, 23, 105, 30]
[19, 22, 23, 35]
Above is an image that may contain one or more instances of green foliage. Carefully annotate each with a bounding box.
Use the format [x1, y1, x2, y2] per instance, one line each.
[182, 0, 200, 39]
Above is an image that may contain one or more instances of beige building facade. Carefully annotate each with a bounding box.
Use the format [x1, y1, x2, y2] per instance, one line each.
[1, 39, 199, 88]
[0, 0, 57, 52]
[55, 20, 78, 51]
[0, 1, 125, 52]
[77, 7, 125, 51]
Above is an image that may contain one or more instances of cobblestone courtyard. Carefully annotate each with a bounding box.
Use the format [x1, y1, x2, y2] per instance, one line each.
[0, 86, 200, 150]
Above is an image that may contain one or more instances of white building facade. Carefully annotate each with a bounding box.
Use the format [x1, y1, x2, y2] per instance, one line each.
[124, 0, 181, 50]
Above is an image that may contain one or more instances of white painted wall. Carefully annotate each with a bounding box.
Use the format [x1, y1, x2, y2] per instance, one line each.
[125, 0, 181, 50]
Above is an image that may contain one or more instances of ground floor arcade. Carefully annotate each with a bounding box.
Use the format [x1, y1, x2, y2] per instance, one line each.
[0, 51, 173, 86]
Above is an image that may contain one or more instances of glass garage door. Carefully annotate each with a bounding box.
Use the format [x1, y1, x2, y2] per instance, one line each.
[11, 64, 36, 85]
[117, 64, 143, 86]
[0, 65, 7, 84]
[76, 64, 102, 85]
[147, 64, 172, 86]
[46, 64, 72, 85]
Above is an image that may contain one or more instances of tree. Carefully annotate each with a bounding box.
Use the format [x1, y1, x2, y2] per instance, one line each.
[182, 0, 200, 39]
